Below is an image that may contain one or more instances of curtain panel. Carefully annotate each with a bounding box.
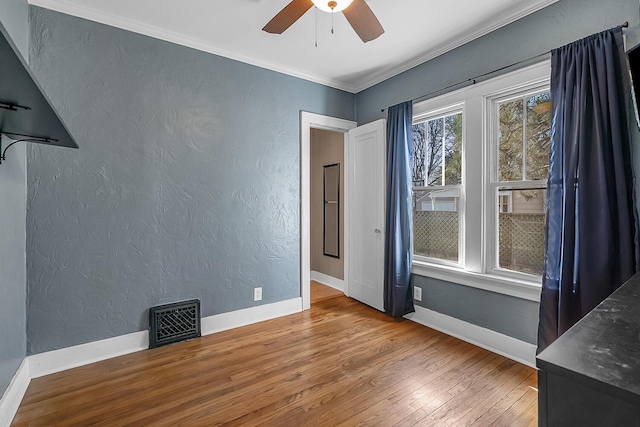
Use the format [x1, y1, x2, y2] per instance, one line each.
[384, 101, 415, 318]
[538, 27, 638, 352]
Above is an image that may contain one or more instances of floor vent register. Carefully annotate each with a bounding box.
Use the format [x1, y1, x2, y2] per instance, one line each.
[148, 299, 201, 349]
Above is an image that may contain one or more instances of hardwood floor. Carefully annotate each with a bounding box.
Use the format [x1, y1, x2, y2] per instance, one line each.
[13, 296, 537, 426]
[311, 280, 343, 303]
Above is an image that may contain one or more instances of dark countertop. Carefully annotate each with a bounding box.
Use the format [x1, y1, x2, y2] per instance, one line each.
[537, 272, 640, 406]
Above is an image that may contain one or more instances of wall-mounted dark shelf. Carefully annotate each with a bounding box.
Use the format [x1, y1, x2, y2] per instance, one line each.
[0, 20, 78, 164]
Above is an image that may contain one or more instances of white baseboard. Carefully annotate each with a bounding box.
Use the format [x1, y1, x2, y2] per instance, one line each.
[0, 358, 30, 427]
[310, 271, 345, 293]
[28, 297, 303, 379]
[201, 297, 302, 335]
[406, 306, 537, 368]
[28, 330, 149, 379]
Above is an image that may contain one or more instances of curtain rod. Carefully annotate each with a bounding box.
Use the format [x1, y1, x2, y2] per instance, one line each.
[381, 21, 629, 113]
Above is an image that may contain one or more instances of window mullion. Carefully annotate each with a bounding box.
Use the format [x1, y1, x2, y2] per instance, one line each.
[441, 117, 446, 185]
[522, 96, 527, 181]
[464, 96, 483, 273]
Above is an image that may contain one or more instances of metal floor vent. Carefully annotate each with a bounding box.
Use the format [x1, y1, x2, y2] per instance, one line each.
[149, 299, 201, 349]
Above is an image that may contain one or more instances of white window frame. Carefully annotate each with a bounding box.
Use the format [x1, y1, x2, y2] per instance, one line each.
[412, 103, 465, 268]
[411, 61, 551, 302]
[486, 84, 551, 283]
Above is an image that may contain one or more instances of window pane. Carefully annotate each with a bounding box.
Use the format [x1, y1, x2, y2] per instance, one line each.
[426, 118, 443, 186]
[413, 112, 463, 188]
[413, 188, 459, 262]
[412, 122, 426, 186]
[498, 188, 546, 275]
[526, 93, 552, 180]
[498, 99, 524, 181]
[444, 113, 462, 185]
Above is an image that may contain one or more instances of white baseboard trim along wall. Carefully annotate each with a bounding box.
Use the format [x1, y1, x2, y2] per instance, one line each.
[310, 271, 345, 293]
[200, 297, 302, 335]
[0, 297, 302, 425]
[0, 359, 30, 427]
[29, 297, 302, 378]
[406, 306, 537, 368]
[28, 330, 150, 379]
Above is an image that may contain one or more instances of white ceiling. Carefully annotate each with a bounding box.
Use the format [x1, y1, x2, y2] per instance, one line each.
[28, 0, 557, 93]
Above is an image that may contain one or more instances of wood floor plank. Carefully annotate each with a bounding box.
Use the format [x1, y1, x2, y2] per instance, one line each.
[409, 359, 532, 426]
[226, 330, 461, 426]
[130, 321, 428, 426]
[333, 352, 504, 426]
[465, 371, 537, 427]
[488, 383, 538, 427]
[12, 295, 537, 426]
[311, 281, 343, 303]
[318, 345, 492, 426]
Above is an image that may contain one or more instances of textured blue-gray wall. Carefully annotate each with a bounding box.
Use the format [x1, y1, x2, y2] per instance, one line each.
[0, 0, 28, 58]
[0, 146, 27, 394]
[412, 276, 539, 344]
[356, 0, 640, 123]
[0, 0, 28, 397]
[355, 0, 640, 345]
[24, 0, 640, 356]
[27, 7, 354, 355]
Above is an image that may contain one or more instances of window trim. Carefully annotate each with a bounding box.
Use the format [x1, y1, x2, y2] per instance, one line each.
[412, 104, 465, 266]
[412, 260, 542, 302]
[485, 82, 550, 282]
[411, 61, 550, 302]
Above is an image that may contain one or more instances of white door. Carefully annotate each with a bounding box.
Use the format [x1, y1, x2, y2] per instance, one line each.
[346, 119, 386, 312]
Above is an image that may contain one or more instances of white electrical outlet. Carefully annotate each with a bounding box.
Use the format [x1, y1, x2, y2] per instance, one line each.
[413, 286, 422, 302]
[254, 287, 263, 301]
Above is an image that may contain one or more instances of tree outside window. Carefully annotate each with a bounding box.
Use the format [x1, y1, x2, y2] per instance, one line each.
[412, 112, 463, 263]
[495, 91, 551, 276]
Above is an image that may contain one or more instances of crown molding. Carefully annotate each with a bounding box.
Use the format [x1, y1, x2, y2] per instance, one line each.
[28, 0, 558, 94]
[27, 0, 357, 92]
[351, 0, 559, 93]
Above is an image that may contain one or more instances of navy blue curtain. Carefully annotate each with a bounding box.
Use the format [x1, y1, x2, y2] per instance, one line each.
[384, 101, 415, 318]
[538, 27, 638, 352]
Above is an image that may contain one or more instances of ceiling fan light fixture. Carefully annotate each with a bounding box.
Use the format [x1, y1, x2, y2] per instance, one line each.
[312, 0, 354, 13]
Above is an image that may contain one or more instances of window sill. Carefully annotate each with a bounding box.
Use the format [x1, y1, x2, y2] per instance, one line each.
[412, 260, 542, 302]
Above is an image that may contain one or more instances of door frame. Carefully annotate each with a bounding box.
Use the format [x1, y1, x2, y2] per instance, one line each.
[300, 111, 357, 310]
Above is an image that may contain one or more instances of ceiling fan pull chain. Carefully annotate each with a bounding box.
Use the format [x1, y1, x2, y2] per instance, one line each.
[331, 9, 334, 34]
[315, 6, 318, 47]
[328, 0, 337, 34]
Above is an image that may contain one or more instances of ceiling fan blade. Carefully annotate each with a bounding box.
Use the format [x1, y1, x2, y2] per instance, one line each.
[263, 0, 314, 34]
[342, 0, 384, 43]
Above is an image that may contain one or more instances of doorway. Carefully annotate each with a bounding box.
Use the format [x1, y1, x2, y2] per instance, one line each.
[310, 128, 345, 304]
[300, 112, 356, 310]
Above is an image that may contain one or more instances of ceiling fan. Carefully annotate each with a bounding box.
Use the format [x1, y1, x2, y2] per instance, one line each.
[262, 0, 384, 43]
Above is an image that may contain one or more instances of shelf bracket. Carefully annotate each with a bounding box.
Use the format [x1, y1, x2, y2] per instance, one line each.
[0, 131, 58, 165]
[0, 101, 31, 112]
